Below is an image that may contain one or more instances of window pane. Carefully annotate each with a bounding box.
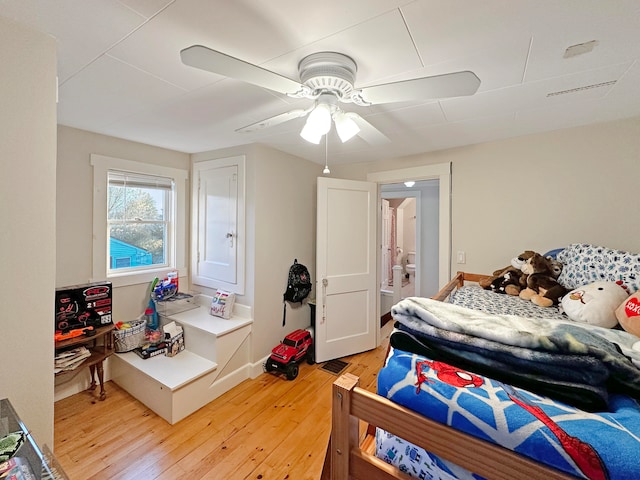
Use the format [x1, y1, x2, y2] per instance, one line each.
[108, 185, 166, 221]
[107, 169, 173, 273]
[109, 223, 166, 269]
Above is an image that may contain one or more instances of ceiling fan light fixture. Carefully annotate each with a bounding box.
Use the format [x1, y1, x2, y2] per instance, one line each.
[180, 45, 481, 150]
[307, 103, 332, 133]
[300, 102, 333, 143]
[334, 110, 360, 143]
[300, 122, 323, 144]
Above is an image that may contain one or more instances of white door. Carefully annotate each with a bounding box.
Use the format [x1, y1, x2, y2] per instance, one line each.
[315, 177, 378, 363]
[194, 164, 238, 286]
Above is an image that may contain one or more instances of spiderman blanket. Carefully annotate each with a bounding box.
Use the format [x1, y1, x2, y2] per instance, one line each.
[390, 297, 640, 411]
[377, 347, 640, 480]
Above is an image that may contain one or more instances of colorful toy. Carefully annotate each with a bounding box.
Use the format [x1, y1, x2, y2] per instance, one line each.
[54, 326, 94, 342]
[264, 329, 313, 380]
[153, 279, 177, 300]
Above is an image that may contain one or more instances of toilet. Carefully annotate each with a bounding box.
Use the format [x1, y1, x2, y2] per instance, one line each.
[405, 251, 416, 275]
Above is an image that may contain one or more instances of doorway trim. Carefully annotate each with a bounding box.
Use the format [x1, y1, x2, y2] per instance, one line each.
[367, 162, 452, 294]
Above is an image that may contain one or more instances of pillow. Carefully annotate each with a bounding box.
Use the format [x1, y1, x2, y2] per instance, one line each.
[210, 289, 236, 319]
[0, 431, 25, 462]
[542, 248, 564, 259]
[616, 291, 640, 337]
[557, 243, 640, 293]
[561, 281, 629, 328]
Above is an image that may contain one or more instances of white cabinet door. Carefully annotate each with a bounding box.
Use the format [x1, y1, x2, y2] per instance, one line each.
[192, 157, 245, 293]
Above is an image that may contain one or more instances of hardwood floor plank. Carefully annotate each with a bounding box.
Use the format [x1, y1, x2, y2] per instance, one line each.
[54, 322, 393, 479]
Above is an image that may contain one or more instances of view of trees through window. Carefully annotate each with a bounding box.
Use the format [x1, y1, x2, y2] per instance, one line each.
[107, 172, 171, 270]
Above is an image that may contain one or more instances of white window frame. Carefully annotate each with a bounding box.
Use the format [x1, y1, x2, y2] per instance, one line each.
[91, 154, 188, 287]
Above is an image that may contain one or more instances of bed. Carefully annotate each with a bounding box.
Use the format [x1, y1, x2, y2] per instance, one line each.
[322, 244, 640, 480]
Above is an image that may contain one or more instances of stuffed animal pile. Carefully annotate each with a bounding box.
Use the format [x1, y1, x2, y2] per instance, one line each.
[478, 250, 535, 296]
[480, 250, 565, 304]
[481, 248, 640, 338]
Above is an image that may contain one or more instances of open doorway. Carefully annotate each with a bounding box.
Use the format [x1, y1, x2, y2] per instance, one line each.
[380, 188, 420, 303]
[380, 180, 440, 318]
[369, 164, 451, 327]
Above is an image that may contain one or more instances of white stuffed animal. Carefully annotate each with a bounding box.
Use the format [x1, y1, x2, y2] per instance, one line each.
[561, 281, 629, 328]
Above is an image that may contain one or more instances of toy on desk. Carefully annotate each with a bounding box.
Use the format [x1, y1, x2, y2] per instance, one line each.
[54, 326, 94, 342]
[152, 272, 179, 301]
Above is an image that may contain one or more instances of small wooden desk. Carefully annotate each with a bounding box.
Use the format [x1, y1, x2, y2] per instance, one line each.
[55, 324, 115, 400]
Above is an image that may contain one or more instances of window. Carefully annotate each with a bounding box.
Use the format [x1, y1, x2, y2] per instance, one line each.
[91, 154, 188, 287]
[107, 171, 173, 274]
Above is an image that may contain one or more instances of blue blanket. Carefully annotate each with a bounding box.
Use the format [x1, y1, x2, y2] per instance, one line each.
[378, 347, 640, 480]
[390, 297, 640, 410]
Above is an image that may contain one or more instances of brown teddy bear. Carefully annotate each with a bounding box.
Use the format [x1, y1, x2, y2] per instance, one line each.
[479, 250, 536, 295]
[519, 253, 568, 307]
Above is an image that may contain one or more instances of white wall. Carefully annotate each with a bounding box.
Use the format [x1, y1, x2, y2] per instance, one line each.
[331, 116, 640, 283]
[0, 16, 57, 447]
[252, 145, 318, 362]
[418, 183, 440, 297]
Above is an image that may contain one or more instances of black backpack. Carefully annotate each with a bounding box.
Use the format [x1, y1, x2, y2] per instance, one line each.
[282, 259, 312, 325]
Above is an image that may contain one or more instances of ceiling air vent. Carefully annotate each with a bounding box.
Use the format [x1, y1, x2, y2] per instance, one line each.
[546, 80, 617, 98]
[564, 40, 599, 58]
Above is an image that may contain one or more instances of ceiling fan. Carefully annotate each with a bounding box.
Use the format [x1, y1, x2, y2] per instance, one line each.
[180, 45, 480, 145]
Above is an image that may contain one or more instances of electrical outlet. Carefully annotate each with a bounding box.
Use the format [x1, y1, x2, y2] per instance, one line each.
[457, 251, 466, 264]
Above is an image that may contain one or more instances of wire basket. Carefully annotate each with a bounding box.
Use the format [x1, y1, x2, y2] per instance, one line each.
[113, 319, 146, 353]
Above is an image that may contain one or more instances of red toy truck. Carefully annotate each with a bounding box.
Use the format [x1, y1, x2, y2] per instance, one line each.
[265, 329, 314, 380]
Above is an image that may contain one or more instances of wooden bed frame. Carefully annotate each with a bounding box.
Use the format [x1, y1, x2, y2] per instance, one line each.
[321, 272, 577, 480]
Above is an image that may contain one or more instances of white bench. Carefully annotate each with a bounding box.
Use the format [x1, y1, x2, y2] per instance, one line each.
[110, 295, 253, 424]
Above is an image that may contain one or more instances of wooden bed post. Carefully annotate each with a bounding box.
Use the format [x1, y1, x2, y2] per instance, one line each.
[330, 373, 360, 480]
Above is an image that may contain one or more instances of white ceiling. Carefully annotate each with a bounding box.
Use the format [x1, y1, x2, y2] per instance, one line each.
[2, 0, 640, 166]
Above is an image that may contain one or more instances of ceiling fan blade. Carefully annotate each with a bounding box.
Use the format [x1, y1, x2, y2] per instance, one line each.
[356, 70, 480, 104]
[346, 113, 390, 146]
[180, 45, 307, 96]
[236, 108, 310, 133]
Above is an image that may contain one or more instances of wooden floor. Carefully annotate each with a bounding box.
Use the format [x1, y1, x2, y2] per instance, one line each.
[54, 322, 392, 480]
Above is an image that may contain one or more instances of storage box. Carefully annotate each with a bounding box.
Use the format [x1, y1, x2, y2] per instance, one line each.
[162, 320, 184, 357]
[165, 332, 184, 357]
[133, 342, 167, 359]
[55, 282, 112, 332]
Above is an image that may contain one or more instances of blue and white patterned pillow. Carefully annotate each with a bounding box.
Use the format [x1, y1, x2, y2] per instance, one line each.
[557, 243, 640, 293]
